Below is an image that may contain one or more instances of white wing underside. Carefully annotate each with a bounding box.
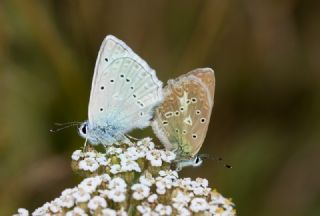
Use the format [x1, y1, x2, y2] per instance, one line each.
[88, 35, 163, 132]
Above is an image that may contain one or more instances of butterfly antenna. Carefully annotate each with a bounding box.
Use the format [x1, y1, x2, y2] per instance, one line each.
[199, 154, 232, 169]
[50, 122, 81, 133]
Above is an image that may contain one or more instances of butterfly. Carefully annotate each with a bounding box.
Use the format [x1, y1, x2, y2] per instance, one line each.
[151, 68, 215, 170]
[79, 35, 163, 145]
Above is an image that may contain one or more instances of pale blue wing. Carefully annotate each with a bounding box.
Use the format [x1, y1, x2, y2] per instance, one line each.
[89, 56, 163, 133]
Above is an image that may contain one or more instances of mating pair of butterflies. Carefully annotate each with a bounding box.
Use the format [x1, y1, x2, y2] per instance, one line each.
[79, 35, 215, 170]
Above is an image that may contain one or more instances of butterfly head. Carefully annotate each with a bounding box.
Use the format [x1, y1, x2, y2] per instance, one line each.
[78, 121, 89, 139]
[193, 155, 203, 167]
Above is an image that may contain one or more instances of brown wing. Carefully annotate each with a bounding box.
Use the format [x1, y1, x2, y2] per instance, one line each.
[152, 68, 215, 159]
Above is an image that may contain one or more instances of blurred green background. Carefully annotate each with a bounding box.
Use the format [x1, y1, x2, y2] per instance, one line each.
[1, 0, 319, 215]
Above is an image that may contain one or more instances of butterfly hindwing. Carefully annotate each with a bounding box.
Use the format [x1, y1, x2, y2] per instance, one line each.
[152, 68, 215, 159]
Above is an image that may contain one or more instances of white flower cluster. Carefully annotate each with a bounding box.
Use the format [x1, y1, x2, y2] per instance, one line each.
[15, 138, 236, 216]
[72, 138, 176, 175]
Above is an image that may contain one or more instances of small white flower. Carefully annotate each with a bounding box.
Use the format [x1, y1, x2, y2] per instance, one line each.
[159, 170, 178, 180]
[48, 198, 62, 213]
[195, 177, 208, 188]
[96, 153, 108, 166]
[106, 146, 122, 155]
[84, 151, 96, 158]
[66, 207, 88, 216]
[146, 149, 162, 167]
[79, 158, 99, 172]
[120, 159, 141, 172]
[108, 177, 127, 191]
[209, 205, 218, 214]
[117, 208, 128, 216]
[32, 203, 49, 216]
[190, 197, 209, 213]
[193, 186, 206, 195]
[100, 174, 111, 182]
[160, 150, 176, 162]
[131, 184, 150, 200]
[107, 189, 126, 202]
[88, 196, 107, 211]
[110, 164, 121, 174]
[172, 191, 191, 207]
[178, 207, 191, 216]
[137, 137, 155, 150]
[71, 150, 83, 161]
[137, 204, 152, 215]
[73, 188, 91, 203]
[79, 176, 102, 193]
[14, 208, 29, 216]
[139, 174, 155, 187]
[59, 194, 74, 208]
[61, 188, 77, 196]
[101, 208, 117, 216]
[127, 146, 145, 159]
[147, 194, 158, 203]
[155, 204, 172, 215]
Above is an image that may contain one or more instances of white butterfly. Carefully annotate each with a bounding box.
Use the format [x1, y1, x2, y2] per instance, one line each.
[79, 35, 163, 145]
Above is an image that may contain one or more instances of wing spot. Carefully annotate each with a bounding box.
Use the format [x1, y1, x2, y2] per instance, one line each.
[126, 79, 130, 82]
[133, 94, 137, 98]
[186, 99, 191, 104]
[182, 130, 187, 134]
[162, 120, 168, 125]
[175, 129, 179, 133]
[105, 58, 108, 62]
[164, 112, 173, 118]
[100, 108, 104, 112]
[100, 86, 105, 90]
[191, 97, 197, 103]
[180, 107, 184, 112]
[200, 118, 206, 123]
[120, 74, 124, 78]
[137, 100, 144, 107]
[130, 86, 134, 90]
[110, 79, 114, 83]
[192, 134, 198, 139]
[196, 110, 201, 115]
[175, 111, 180, 116]
[139, 112, 144, 116]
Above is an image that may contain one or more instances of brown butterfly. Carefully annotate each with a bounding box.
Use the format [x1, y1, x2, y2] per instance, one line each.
[152, 68, 215, 170]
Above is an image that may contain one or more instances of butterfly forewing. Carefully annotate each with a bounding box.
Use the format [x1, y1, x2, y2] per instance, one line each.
[88, 35, 163, 137]
[152, 68, 215, 159]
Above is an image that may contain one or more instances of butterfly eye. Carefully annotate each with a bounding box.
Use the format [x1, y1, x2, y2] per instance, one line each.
[200, 118, 206, 123]
[192, 134, 197, 139]
[81, 123, 87, 135]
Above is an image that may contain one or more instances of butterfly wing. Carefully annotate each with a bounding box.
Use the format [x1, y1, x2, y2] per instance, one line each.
[88, 35, 163, 132]
[152, 68, 215, 159]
